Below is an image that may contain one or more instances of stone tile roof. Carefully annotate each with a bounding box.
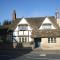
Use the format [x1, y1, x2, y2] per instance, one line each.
[9, 16, 59, 30]
[9, 20, 20, 30]
[32, 29, 60, 38]
[26, 17, 45, 28]
[5, 16, 60, 37]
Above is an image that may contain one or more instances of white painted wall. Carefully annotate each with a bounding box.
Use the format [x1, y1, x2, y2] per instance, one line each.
[13, 31, 31, 43]
[18, 18, 28, 24]
[28, 26, 32, 30]
[13, 31, 18, 36]
[14, 18, 32, 31]
[13, 37, 19, 42]
[19, 31, 23, 35]
[39, 17, 56, 29]
[13, 18, 32, 43]
[14, 26, 18, 31]
[29, 37, 33, 42]
[42, 17, 51, 24]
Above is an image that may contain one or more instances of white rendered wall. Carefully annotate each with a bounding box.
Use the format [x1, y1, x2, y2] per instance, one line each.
[39, 17, 56, 29]
[13, 18, 32, 43]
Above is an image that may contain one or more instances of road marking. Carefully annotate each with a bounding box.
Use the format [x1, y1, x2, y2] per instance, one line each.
[49, 59, 60, 60]
[40, 54, 46, 56]
[26, 56, 48, 59]
[26, 53, 35, 55]
[26, 54, 33, 55]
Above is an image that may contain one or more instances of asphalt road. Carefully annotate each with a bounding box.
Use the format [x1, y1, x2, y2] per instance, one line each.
[10, 53, 60, 60]
[0, 49, 60, 60]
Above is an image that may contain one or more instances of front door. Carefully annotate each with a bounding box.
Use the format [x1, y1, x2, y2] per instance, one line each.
[34, 38, 41, 48]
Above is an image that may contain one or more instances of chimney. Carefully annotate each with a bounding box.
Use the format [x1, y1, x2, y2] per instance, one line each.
[55, 9, 60, 27]
[12, 10, 16, 20]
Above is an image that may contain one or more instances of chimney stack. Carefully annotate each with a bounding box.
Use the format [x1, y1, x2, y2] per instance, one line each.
[55, 9, 60, 27]
[12, 10, 16, 20]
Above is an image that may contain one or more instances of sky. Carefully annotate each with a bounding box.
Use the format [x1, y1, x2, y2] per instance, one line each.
[0, 0, 60, 24]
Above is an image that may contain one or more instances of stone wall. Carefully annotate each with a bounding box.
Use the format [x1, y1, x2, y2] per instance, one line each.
[41, 37, 60, 50]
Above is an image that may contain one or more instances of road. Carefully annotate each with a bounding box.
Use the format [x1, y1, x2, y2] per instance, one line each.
[0, 49, 60, 60]
[10, 52, 60, 60]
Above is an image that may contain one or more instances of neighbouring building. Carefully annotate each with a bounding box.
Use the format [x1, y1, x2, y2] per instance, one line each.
[4, 10, 60, 50]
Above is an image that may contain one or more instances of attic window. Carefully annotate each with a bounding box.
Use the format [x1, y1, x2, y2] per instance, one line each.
[18, 24, 28, 31]
[42, 24, 51, 29]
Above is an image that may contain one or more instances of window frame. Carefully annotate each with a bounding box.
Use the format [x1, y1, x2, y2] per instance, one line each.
[42, 23, 52, 29]
[19, 37, 28, 43]
[48, 37, 56, 43]
[18, 24, 28, 31]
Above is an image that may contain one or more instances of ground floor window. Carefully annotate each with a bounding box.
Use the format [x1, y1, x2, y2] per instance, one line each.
[48, 37, 56, 43]
[19, 37, 28, 43]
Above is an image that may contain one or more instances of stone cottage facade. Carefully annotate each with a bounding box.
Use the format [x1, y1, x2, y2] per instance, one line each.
[6, 10, 60, 50]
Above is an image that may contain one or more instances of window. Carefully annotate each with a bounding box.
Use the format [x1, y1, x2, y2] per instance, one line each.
[22, 37, 24, 42]
[19, 37, 21, 43]
[42, 24, 51, 29]
[19, 37, 28, 43]
[48, 37, 56, 43]
[24, 37, 27, 43]
[48, 38, 51, 43]
[18, 24, 28, 31]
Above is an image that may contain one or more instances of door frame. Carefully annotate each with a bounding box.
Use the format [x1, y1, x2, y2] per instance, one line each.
[34, 38, 41, 48]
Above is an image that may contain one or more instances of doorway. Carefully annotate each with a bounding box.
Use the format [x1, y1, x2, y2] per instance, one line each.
[34, 38, 41, 48]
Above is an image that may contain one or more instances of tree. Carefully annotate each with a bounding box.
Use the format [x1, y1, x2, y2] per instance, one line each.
[3, 20, 11, 25]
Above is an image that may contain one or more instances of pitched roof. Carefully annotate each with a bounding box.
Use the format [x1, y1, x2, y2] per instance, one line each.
[48, 16, 59, 29]
[9, 16, 59, 30]
[26, 17, 45, 28]
[9, 19, 20, 30]
[3, 16, 60, 37]
[32, 29, 60, 38]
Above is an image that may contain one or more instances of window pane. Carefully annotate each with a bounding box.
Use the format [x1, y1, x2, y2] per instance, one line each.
[19, 25, 28, 31]
[53, 38, 56, 43]
[19, 37, 21, 43]
[51, 37, 53, 43]
[42, 24, 51, 29]
[48, 38, 50, 43]
[48, 37, 56, 43]
[22, 37, 24, 42]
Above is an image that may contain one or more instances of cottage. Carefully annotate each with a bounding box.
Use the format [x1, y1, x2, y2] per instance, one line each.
[7, 10, 60, 50]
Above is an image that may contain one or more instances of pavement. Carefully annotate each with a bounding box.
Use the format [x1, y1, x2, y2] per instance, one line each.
[32, 50, 60, 54]
[0, 48, 60, 60]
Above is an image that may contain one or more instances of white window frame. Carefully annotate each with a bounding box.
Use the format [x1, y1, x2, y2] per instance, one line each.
[42, 24, 51, 29]
[19, 37, 28, 43]
[18, 24, 28, 31]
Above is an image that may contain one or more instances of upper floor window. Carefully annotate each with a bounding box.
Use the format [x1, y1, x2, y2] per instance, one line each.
[18, 24, 28, 31]
[42, 24, 51, 29]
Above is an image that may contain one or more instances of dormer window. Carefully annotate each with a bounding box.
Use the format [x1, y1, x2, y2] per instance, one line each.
[18, 24, 28, 31]
[42, 23, 51, 29]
